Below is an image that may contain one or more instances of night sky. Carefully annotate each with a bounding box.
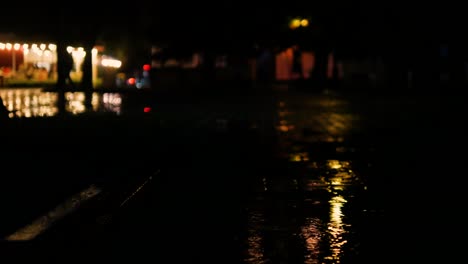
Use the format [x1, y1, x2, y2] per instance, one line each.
[1, 1, 392, 39]
[2, 1, 466, 65]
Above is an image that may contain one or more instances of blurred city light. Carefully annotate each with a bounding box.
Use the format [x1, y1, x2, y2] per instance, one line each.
[290, 18, 301, 29]
[101, 57, 122, 68]
[289, 17, 310, 29]
[127, 77, 136, 86]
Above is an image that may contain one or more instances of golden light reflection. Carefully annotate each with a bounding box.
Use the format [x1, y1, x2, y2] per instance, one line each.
[276, 104, 297, 136]
[66, 92, 86, 114]
[275, 98, 355, 144]
[289, 152, 309, 162]
[328, 160, 351, 170]
[301, 217, 322, 264]
[326, 160, 356, 190]
[65, 92, 101, 114]
[102, 93, 122, 114]
[0, 88, 58, 117]
[272, 93, 359, 263]
[245, 211, 266, 264]
[301, 196, 351, 263]
[278, 125, 294, 132]
[330, 178, 342, 186]
[303, 159, 357, 192]
[0, 88, 122, 117]
[327, 160, 343, 170]
[325, 195, 349, 262]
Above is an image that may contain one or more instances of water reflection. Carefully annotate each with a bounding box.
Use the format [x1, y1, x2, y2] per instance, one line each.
[244, 210, 266, 264]
[299, 194, 350, 264]
[276, 97, 357, 144]
[0, 88, 123, 117]
[0, 88, 58, 117]
[326, 195, 349, 262]
[301, 217, 322, 264]
[244, 94, 370, 263]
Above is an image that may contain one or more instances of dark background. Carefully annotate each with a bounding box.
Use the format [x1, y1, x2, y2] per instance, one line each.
[2, 1, 467, 83]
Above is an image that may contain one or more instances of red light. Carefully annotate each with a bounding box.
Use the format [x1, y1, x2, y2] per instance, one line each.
[128, 77, 136, 85]
[143, 107, 151, 113]
[143, 64, 151, 71]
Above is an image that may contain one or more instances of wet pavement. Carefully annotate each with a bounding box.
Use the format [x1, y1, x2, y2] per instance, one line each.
[1, 85, 466, 262]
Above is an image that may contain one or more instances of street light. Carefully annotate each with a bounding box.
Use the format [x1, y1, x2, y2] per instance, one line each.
[289, 17, 310, 30]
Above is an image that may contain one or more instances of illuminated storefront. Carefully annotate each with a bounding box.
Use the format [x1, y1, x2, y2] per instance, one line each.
[0, 41, 121, 87]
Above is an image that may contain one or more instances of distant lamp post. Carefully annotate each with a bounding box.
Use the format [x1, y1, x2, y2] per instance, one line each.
[289, 18, 309, 29]
[12, 44, 21, 74]
[0, 42, 21, 75]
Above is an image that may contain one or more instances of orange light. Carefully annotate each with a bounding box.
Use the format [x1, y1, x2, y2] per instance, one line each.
[128, 78, 136, 85]
[289, 19, 301, 29]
